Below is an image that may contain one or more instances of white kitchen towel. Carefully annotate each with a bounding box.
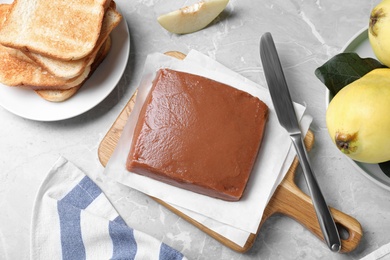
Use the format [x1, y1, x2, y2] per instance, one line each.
[360, 242, 390, 260]
[30, 156, 187, 260]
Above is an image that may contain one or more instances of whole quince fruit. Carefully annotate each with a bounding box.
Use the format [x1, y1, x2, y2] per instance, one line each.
[369, 0, 390, 67]
[326, 68, 390, 163]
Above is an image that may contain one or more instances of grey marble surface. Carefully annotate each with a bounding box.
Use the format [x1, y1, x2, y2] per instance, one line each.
[1, 0, 389, 259]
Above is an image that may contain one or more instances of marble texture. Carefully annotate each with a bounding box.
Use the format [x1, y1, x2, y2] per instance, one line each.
[1, 0, 389, 259]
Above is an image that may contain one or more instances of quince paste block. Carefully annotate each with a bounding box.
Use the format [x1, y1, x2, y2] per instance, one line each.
[126, 68, 268, 201]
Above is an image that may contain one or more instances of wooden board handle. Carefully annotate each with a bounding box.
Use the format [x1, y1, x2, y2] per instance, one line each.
[262, 156, 363, 253]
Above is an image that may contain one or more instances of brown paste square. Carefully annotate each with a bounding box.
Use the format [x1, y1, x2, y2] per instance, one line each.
[127, 69, 268, 201]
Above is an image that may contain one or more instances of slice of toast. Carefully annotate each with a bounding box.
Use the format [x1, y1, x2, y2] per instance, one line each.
[0, 3, 113, 90]
[35, 36, 112, 102]
[26, 3, 121, 80]
[0, 0, 111, 61]
[0, 43, 91, 90]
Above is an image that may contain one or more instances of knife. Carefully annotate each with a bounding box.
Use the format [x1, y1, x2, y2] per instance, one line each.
[260, 32, 341, 252]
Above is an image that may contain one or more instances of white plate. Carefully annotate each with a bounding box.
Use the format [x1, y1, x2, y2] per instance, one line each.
[0, 7, 130, 121]
[325, 27, 390, 191]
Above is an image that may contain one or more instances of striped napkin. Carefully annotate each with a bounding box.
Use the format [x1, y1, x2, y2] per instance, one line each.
[31, 156, 187, 260]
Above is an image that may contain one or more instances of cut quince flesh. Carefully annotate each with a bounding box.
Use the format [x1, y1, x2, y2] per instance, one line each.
[157, 0, 229, 34]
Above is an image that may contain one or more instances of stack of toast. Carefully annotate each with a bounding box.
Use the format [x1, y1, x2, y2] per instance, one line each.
[0, 0, 122, 102]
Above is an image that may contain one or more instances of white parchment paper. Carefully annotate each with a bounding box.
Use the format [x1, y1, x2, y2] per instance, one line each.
[103, 50, 311, 244]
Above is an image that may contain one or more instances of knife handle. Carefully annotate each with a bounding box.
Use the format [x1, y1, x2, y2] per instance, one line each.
[290, 133, 341, 252]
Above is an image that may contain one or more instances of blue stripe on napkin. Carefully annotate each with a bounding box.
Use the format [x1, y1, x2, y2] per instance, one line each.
[160, 243, 186, 260]
[58, 176, 102, 259]
[109, 216, 137, 259]
[56, 174, 186, 260]
[57, 204, 85, 259]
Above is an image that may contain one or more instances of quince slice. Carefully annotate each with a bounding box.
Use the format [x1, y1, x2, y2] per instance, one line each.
[157, 0, 229, 34]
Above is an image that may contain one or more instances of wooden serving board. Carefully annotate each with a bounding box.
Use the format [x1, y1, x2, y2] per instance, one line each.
[98, 51, 362, 253]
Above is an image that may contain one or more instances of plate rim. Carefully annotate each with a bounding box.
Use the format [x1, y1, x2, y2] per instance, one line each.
[0, 5, 130, 121]
[325, 26, 390, 191]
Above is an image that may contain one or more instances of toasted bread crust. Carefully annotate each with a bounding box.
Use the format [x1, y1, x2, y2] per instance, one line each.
[0, 1, 118, 101]
[0, 4, 9, 25]
[0, 43, 93, 89]
[0, 0, 112, 60]
[34, 37, 111, 102]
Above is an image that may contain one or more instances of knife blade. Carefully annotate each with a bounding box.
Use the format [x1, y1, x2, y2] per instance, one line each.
[260, 32, 341, 252]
